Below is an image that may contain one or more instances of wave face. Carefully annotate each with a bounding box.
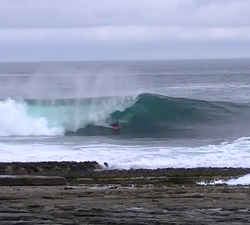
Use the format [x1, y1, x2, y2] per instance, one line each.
[111, 93, 250, 137]
[0, 93, 250, 137]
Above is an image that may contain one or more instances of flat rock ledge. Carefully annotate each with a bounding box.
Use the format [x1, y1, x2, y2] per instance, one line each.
[0, 175, 67, 186]
[0, 161, 102, 178]
[1, 163, 250, 224]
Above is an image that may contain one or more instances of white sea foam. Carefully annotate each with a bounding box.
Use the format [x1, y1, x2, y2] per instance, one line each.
[198, 174, 250, 186]
[1, 136, 250, 169]
[0, 99, 63, 136]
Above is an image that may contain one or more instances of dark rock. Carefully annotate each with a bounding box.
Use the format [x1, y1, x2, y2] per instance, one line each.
[0, 175, 67, 186]
[0, 161, 102, 178]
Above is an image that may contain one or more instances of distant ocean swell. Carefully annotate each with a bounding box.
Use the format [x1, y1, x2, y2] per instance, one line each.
[0, 93, 249, 137]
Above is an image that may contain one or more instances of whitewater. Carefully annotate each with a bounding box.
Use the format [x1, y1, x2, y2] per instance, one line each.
[1, 59, 250, 169]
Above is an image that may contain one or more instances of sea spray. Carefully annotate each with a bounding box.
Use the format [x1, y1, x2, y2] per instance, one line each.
[0, 99, 63, 136]
[0, 96, 136, 136]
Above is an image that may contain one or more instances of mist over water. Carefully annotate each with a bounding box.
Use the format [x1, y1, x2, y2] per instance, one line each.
[0, 61, 140, 99]
[0, 61, 140, 136]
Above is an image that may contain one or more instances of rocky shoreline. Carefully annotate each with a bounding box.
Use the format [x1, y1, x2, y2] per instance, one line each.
[1, 162, 250, 224]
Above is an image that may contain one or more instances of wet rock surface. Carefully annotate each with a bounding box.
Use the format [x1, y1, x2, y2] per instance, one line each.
[1, 185, 250, 224]
[0, 162, 250, 224]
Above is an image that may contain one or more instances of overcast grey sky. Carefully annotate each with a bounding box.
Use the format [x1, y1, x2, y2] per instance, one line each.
[1, 0, 250, 62]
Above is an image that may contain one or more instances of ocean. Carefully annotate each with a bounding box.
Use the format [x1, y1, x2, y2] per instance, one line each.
[0, 59, 250, 169]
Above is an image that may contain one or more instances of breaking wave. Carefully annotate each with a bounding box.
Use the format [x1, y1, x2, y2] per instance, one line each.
[0, 93, 250, 137]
